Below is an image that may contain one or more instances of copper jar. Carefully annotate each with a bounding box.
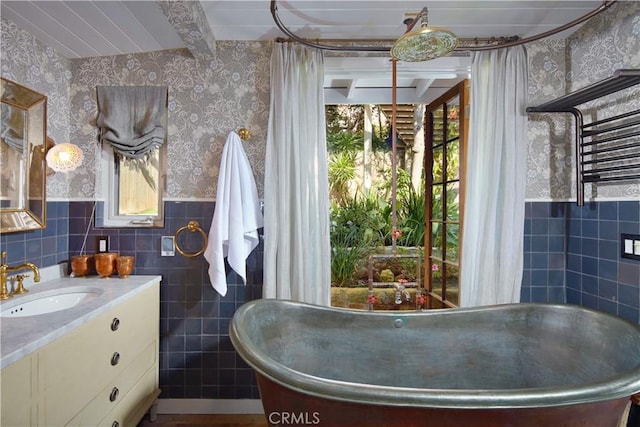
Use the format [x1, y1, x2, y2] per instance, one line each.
[116, 255, 135, 279]
[94, 252, 118, 278]
[70, 255, 93, 277]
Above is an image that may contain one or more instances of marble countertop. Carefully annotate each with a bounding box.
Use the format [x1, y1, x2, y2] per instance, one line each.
[0, 274, 161, 369]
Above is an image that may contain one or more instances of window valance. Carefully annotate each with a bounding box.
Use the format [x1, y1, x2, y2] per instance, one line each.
[96, 86, 168, 160]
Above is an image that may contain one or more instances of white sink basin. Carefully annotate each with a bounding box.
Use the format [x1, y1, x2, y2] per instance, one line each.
[0, 287, 103, 317]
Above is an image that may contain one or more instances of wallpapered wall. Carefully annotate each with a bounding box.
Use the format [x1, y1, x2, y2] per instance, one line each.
[68, 44, 270, 200]
[526, 1, 640, 200]
[1, 17, 271, 201]
[2, 1, 638, 202]
[567, 0, 640, 199]
[1, 20, 71, 169]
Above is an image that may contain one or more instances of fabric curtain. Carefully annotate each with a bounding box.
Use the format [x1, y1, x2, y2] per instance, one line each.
[460, 45, 528, 307]
[96, 86, 167, 160]
[263, 43, 331, 305]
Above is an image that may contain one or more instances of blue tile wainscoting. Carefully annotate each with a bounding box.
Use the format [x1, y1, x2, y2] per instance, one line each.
[0, 200, 263, 400]
[523, 200, 640, 324]
[2, 199, 638, 400]
[0, 201, 70, 268]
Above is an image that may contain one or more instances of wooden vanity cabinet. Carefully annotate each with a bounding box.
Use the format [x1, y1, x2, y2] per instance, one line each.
[0, 281, 160, 427]
[0, 353, 37, 426]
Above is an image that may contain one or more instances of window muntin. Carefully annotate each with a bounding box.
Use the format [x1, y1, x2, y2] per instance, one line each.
[425, 81, 467, 309]
[96, 143, 166, 228]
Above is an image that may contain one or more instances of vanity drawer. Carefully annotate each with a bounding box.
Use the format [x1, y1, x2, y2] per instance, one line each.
[65, 340, 157, 427]
[96, 365, 159, 427]
[41, 285, 159, 426]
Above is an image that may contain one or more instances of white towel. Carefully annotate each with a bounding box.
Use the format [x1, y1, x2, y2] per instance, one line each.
[204, 131, 263, 296]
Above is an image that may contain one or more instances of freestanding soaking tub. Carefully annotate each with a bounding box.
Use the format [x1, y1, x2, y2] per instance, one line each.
[230, 300, 640, 427]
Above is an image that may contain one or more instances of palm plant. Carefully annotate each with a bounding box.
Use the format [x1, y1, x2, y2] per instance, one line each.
[328, 151, 357, 204]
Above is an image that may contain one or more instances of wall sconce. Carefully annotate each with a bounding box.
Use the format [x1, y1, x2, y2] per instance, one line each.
[46, 142, 83, 172]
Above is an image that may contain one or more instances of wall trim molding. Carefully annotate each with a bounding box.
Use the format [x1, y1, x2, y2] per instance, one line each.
[157, 399, 264, 414]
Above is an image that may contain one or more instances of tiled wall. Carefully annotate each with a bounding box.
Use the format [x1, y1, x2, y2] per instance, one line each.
[3, 200, 639, 399]
[522, 202, 567, 304]
[523, 200, 640, 324]
[0, 200, 263, 399]
[0, 201, 69, 268]
[565, 201, 640, 323]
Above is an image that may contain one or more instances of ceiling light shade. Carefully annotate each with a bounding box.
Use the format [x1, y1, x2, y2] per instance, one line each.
[391, 25, 459, 62]
[46, 142, 83, 172]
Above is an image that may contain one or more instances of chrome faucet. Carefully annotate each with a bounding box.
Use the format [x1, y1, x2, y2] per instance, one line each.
[394, 282, 410, 305]
[0, 251, 40, 300]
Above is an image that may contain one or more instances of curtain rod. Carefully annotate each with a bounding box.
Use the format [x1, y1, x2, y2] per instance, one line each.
[270, 0, 616, 53]
[274, 37, 519, 51]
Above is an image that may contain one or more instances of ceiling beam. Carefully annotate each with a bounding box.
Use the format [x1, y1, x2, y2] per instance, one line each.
[156, 0, 216, 63]
[346, 79, 358, 100]
[324, 87, 452, 105]
[415, 79, 435, 99]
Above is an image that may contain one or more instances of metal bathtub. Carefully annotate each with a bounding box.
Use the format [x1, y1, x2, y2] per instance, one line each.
[230, 300, 640, 426]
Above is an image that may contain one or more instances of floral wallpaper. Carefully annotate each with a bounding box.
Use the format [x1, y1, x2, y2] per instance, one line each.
[69, 43, 271, 200]
[2, 16, 270, 200]
[526, 39, 573, 200]
[1, 18, 72, 199]
[2, 0, 639, 203]
[526, 1, 640, 200]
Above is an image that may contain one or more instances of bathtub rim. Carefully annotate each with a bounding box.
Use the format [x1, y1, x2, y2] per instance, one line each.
[229, 299, 640, 410]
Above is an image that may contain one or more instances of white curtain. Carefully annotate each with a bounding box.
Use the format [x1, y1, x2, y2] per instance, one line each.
[263, 43, 331, 305]
[460, 45, 528, 307]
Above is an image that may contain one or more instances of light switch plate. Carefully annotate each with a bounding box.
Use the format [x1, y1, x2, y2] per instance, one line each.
[161, 235, 175, 256]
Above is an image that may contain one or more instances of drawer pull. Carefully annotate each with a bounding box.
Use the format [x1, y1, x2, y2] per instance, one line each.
[112, 422, 119, 427]
[109, 387, 119, 402]
[110, 352, 120, 366]
[110, 317, 120, 331]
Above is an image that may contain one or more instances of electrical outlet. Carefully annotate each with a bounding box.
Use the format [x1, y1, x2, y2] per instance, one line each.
[621, 233, 640, 261]
[96, 236, 109, 253]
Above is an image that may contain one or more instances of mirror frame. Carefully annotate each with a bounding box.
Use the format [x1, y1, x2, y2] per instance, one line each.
[0, 77, 48, 234]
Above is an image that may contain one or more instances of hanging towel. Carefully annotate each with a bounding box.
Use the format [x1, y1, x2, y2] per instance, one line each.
[204, 131, 264, 296]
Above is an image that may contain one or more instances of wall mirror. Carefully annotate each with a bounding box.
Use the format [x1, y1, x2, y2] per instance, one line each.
[0, 78, 47, 233]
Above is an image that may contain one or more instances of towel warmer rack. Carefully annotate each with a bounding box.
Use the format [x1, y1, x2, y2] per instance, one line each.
[526, 69, 640, 205]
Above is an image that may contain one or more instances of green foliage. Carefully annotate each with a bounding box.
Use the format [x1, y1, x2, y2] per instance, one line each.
[379, 269, 395, 282]
[430, 186, 460, 253]
[326, 104, 461, 288]
[330, 229, 371, 288]
[329, 192, 390, 287]
[330, 192, 389, 248]
[328, 151, 357, 203]
[326, 130, 362, 154]
[396, 170, 426, 247]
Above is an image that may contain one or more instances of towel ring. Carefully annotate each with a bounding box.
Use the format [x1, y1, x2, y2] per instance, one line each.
[174, 221, 208, 258]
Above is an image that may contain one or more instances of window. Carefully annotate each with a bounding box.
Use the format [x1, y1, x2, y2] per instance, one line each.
[424, 81, 468, 308]
[96, 143, 166, 228]
[94, 85, 167, 228]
